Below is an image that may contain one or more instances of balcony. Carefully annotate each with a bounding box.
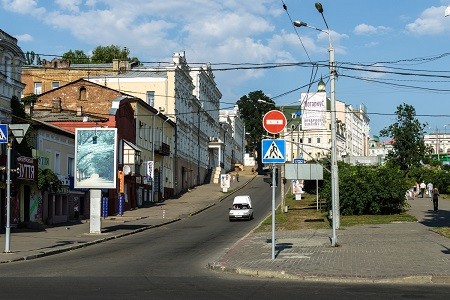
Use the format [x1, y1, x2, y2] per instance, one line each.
[156, 142, 171, 156]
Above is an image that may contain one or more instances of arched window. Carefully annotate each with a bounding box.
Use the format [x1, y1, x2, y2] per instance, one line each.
[79, 86, 87, 101]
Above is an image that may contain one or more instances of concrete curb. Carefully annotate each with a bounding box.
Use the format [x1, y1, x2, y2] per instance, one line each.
[208, 264, 450, 285]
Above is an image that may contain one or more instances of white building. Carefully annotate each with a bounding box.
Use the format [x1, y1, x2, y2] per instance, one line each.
[0, 29, 25, 123]
[88, 52, 224, 193]
[282, 80, 370, 162]
[219, 105, 245, 170]
[424, 131, 450, 158]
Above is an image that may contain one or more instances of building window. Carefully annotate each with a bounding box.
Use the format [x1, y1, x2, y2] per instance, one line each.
[317, 137, 320, 143]
[34, 82, 42, 94]
[146, 91, 155, 107]
[54, 152, 61, 174]
[68, 157, 74, 177]
[79, 86, 87, 100]
[299, 138, 303, 143]
[52, 81, 60, 89]
[308, 138, 311, 143]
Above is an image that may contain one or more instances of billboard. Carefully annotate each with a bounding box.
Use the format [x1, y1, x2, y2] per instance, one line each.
[300, 92, 327, 130]
[75, 128, 117, 189]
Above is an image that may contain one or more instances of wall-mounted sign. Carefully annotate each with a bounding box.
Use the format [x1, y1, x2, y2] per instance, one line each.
[17, 156, 37, 181]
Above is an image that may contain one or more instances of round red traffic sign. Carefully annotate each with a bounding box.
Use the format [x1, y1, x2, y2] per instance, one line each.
[262, 110, 287, 134]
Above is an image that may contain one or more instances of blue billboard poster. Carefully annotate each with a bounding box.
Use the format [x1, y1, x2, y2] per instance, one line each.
[75, 128, 117, 189]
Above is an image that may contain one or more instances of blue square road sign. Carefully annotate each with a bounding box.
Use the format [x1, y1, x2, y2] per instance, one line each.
[0, 124, 8, 143]
[261, 139, 286, 164]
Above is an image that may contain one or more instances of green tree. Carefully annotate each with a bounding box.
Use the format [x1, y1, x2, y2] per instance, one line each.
[236, 91, 275, 154]
[91, 45, 139, 64]
[321, 163, 409, 215]
[62, 46, 140, 65]
[38, 168, 62, 193]
[62, 49, 90, 64]
[379, 103, 429, 170]
[25, 51, 41, 65]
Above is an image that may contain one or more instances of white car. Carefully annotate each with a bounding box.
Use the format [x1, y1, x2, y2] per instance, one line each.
[229, 195, 253, 221]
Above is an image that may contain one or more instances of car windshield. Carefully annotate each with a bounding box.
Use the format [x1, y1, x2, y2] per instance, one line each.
[233, 204, 249, 209]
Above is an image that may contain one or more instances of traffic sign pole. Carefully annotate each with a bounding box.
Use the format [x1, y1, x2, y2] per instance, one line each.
[262, 110, 287, 260]
[5, 138, 11, 253]
[271, 164, 276, 260]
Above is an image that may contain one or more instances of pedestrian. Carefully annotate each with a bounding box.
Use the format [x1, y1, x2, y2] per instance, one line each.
[427, 182, 433, 198]
[432, 186, 439, 211]
[413, 182, 418, 198]
[420, 181, 426, 198]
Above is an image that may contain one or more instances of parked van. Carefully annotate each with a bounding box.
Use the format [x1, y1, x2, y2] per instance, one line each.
[229, 195, 253, 221]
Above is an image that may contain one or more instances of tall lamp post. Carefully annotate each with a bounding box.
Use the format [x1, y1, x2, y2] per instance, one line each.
[294, 2, 339, 246]
[3, 124, 30, 253]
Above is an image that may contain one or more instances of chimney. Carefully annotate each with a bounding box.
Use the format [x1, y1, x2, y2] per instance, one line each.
[76, 106, 83, 117]
[51, 97, 62, 113]
[112, 59, 119, 72]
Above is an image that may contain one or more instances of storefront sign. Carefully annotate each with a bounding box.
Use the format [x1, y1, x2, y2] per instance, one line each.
[32, 149, 51, 169]
[17, 156, 37, 181]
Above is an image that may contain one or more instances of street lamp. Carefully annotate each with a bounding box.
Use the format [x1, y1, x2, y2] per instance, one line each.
[294, 2, 339, 246]
[151, 108, 164, 202]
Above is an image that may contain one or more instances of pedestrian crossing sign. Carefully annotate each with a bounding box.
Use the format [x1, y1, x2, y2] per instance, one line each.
[261, 139, 286, 164]
[0, 124, 8, 143]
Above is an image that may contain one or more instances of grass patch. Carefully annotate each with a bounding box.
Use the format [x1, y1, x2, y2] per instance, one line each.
[340, 213, 417, 227]
[256, 192, 418, 232]
[255, 192, 330, 232]
[432, 227, 450, 239]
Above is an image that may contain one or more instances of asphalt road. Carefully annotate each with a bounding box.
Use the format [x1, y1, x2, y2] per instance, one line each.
[0, 177, 449, 299]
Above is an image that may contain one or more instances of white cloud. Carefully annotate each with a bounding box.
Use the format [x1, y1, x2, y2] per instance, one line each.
[406, 6, 450, 35]
[364, 41, 379, 48]
[55, 0, 81, 12]
[354, 24, 391, 35]
[15, 33, 33, 42]
[355, 63, 388, 79]
[1, 0, 46, 16]
[1, 0, 297, 88]
[317, 30, 348, 55]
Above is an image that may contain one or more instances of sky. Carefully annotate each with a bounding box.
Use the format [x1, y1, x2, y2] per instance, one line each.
[1, 0, 450, 137]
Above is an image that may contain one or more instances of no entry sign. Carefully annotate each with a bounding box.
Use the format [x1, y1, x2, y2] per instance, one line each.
[263, 110, 287, 134]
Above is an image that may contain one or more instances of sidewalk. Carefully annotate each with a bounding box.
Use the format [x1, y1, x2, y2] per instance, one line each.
[0, 168, 255, 264]
[209, 193, 450, 284]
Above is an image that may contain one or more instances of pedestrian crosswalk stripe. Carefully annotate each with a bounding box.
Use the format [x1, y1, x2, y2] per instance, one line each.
[264, 141, 284, 159]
